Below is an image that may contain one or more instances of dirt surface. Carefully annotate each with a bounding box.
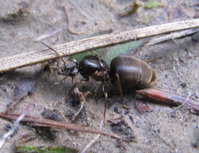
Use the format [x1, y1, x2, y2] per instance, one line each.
[0, 0, 199, 153]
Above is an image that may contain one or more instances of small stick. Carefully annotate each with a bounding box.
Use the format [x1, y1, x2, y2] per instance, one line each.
[63, 6, 82, 35]
[144, 56, 163, 63]
[136, 88, 199, 115]
[0, 112, 131, 142]
[0, 104, 32, 149]
[132, 28, 199, 56]
[81, 118, 104, 153]
[145, 28, 199, 46]
[1, 19, 199, 73]
[34, 29, 61, 41]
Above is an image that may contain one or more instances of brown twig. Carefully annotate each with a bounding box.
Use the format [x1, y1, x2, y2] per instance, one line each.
[1, 19, 199, 73]
[136, 88, 199, 115]
[0, 112, 131, 142]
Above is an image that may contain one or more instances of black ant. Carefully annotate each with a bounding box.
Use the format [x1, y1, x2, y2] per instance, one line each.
[41, 42, 157, 121]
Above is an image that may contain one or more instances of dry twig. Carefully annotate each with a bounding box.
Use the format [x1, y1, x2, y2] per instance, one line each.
[145, 28, 199, 46]
[81, 118, 104, 153]
[34, 29, 61, 41]
[0, 19, 199, 72]
[0, 112, 131, 142]
[136, 88, 199, 115]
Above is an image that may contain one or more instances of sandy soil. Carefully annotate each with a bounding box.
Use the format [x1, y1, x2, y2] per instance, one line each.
[0, 0, 199, 153]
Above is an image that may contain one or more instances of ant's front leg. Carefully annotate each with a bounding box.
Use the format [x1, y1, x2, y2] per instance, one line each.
[101, 82, 108, 123]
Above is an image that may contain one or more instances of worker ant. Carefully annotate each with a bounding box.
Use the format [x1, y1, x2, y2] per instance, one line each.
[78, 55, 156, 94]
[41, 42, 157, 120]
[70, 54, 157, 121]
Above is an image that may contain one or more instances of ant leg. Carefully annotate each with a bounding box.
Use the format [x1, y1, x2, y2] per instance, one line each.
[115, 73, 124, 104]
[102, 83, 108, 123]
[72, 99, 85, 121]
[68, 83, 84, 122]
[80, 76, 89, 82]
[149, 70, 157, 87]
[61, 76, 68, 82]
[83, 91, 92, 98]
[71, 77, 77, 84]
[71, 88, 92, 122]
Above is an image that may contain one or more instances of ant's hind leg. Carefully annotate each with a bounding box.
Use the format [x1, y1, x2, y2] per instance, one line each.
[149, 70, 157, 87]
[71, 77, 77, 84]
[102, 83, 108, 123]
[115, 73, 124, 104]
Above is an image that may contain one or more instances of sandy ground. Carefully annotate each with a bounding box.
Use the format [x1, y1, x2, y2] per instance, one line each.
[0, 0, 199, 153]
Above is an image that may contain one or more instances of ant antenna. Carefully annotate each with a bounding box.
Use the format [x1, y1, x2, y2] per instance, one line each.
[40, 41, 66, 64]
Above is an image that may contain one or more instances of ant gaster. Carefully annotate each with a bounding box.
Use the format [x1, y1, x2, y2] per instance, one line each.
[109, 55, 157, 93]
[110, 55, 156, 103]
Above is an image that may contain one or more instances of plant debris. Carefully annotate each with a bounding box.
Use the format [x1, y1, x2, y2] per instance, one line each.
[0, 8, 30, 24]
[34, 127, 56, 142]
[0, 112, 131, 142]
[6, 78, 37, 113]
[4, 123, 19, 137]
[13, 78, 37, 102]
[192, 127, 199, 149]
[135, 100, 150, 114]
[41, 109, 62, 121]
[118, 1, 141, 17]
[191, 31, 199, 42]
[109, 119, 136, 141]
[136, 88, 199, 115]
[16, 145, 78, 153]
[143, 0, 163, 9]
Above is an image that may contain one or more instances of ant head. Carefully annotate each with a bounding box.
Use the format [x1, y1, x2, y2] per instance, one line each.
[57, 60, 79, 77]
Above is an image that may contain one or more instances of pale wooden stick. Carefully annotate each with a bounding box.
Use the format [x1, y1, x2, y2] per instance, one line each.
[145, 28, 199, 46]
[1, 19, 199, 72]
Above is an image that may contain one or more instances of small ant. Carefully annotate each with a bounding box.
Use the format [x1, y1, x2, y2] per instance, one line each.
[71, 54, 157, 121]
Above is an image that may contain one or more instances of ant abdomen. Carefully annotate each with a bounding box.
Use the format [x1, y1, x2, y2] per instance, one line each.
[109, 55, 157, 92]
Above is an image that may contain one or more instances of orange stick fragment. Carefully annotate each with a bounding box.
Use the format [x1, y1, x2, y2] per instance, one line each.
[136, 89, 199, 115]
